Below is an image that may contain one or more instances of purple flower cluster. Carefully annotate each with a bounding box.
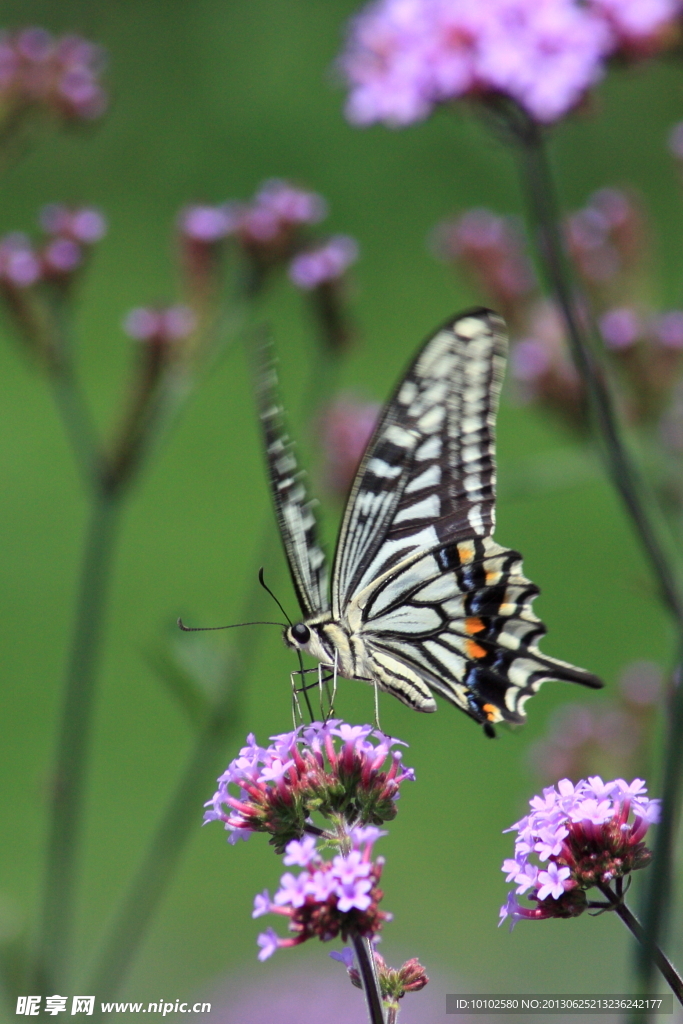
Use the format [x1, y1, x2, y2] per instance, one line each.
[340, 0, 681, 127]
[565, 187, 643, 289]
[122, 305, 196, 345]
[178, 182, 358, 294]
[0, 27, 106, 122]
[253, 827, 389, 959]
[288, 236, 359, 290]
[204, 721, 415, 853]
[500, 776, 659, 930]
[0, 205, 107, 289]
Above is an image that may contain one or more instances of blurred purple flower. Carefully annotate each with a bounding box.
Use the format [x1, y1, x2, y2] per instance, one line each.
[340, 0, 614, 127]
[289, 235, 359, 290]
[40, 204, 107, 244]
[654, 311, 683, 350]
[42, 237, 82, 275]
[588, 0, 682, 53]
[123, 305, 196, 344]
[0, 27, 107, 121]
[178, 204, 235, 243]
[599, 307, 641, 349]
[0, 232, 41, 288]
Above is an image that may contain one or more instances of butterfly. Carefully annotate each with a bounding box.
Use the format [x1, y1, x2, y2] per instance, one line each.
[255, 308, 602, 735]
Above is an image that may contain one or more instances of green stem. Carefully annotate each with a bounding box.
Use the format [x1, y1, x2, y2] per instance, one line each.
[351, 934, 386, 1024]
[504, 109, 683, 1003]
[596, 884, 683, 1005]
[37, 490, 121, 990]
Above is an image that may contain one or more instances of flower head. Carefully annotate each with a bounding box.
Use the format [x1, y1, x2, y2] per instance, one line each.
[0, 27, 107, 122]
[122, 305, 196, 346]
[254, 831, 390, 958]
[288, 236, 359, 290]
[500, 776, 659, 928]
[205, 721, 414, 853]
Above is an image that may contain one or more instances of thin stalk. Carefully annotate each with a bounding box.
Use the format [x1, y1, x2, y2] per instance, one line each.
[87, 313, 344, 998]
[596, 884, 683, 1005]
[351, 934, 386, 1024]
[504, 114, 683, 998]
[37, 490, 121, 991]
[513, 119, 683, 622]
[86, 524, 278, 1003]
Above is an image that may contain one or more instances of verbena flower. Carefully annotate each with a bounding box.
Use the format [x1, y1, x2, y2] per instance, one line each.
[226, 179, 327, 266]
[0, 232, 41, 288]
[204, 721, 415, 853]
[288, 235, 359, 290]
[499, 776, 659, 930]
[0, 27, 107, 122]
[122, 305, 197, 345]
[253, 829, 390, 958]
[339, 0, 681, 128]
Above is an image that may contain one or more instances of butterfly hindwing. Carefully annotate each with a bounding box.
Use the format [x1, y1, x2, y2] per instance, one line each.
[356, 536, 602, 724]
[254, 338, 329, 618]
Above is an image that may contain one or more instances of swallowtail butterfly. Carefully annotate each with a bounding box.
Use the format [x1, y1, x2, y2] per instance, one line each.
[256, 308, 602, 734]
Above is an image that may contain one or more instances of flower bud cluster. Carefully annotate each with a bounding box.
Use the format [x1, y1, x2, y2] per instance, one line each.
[178, 180, 359, 292]
[500, 776, 659, 930]
[253, 827, 389, 958]
[204, 721, 415, 853]
[0, 27, 106, 122]
[331, 947, 428, 1002]
[0, 205, 106, 290]
[122, 305, 196, 346]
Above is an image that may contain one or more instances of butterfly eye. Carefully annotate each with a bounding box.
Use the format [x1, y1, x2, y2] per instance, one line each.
[291, 622, 311, 645]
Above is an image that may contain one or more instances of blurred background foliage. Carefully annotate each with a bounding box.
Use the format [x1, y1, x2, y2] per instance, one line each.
[1, 0, 683, 1019]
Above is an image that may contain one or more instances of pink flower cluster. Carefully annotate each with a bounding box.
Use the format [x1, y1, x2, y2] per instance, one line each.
[331, 947, 429, 1001]
[340, 0, 681, 127]
[122, 305, 196, 345]
[204, 721, 415, 853]
[289, 235, 359, 290]
[0, 27, 107, 121]
[0, 205, 107, 289]
[500, 776, 659, 930]
[253, 827, 389, 959]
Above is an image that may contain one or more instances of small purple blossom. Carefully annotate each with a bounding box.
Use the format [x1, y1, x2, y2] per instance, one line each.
[0, 233, 41, 288]
[178, 204, 235, 243]
[40, 204, 107, 243]
[288, 235, 359, 290]
[599, 307, 641, 350]
[123, 305, 196, 344]
[500, 776, 659, 929]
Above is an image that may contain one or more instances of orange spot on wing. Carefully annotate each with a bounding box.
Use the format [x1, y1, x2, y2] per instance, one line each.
[465, 616, 485, 634]
[486, 571, 500, 583]
[466, 639, 487, 659]
[482, 703, 498, 721]
[458, 542, 475, 564]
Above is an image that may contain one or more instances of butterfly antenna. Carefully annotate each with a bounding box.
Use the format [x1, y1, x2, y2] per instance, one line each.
[258, 567, 293, 626]
[177, 618, 286, 632]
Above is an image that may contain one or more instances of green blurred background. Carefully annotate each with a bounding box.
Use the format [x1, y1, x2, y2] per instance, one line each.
[1, 0, 682, 1019]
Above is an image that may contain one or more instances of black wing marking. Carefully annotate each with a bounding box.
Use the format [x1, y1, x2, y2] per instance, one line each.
[359, 536, 602, 723]
[332, 308, 506, 615]
[254, 338, 329, 618]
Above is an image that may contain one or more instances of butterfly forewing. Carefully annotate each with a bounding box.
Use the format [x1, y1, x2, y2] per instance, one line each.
[333, 309, 507, 613]
[254, 339, 329, 618]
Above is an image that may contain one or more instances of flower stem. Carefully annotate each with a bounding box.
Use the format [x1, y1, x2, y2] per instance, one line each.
[596, 883, 683, 1005]
[511, 115, 683, 623]
[86, 523, 278, 1003]
[500, 107, 683, 997]
[351, 933, 386, 1024]
[36, 489, 121, 990]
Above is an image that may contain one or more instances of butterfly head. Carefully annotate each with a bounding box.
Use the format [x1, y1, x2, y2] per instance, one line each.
[283, 619, 338, 667]
[287, 622, 311, 647]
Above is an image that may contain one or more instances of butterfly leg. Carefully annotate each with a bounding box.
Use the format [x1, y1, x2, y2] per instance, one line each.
[373, 679, 382, 732]
[290, 666, 321, 725]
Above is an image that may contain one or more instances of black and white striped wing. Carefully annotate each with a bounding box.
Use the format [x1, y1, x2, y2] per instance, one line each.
[333, 308, 506, 613]
[333, 308, 602, 723]
[255, 339, 329, 618]
[357, 536, 602, 724]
